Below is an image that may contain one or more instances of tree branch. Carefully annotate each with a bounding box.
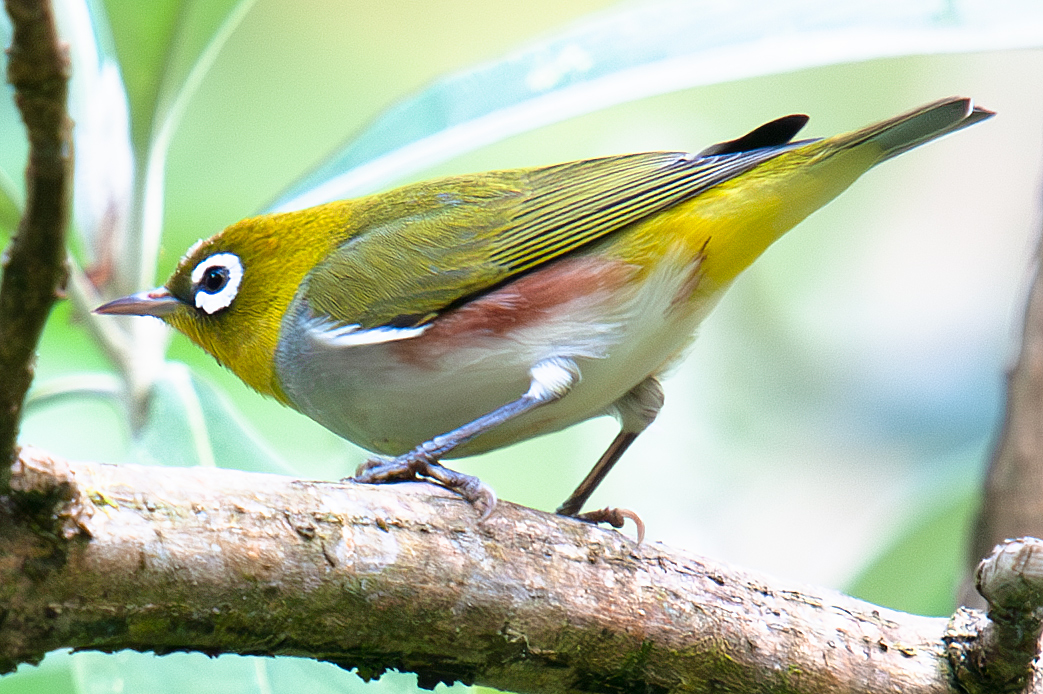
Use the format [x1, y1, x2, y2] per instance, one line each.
[946, 538, 1043, 693]
[4, 446, 1042, 694]
[967, 247, 1043, 596]
[0, 0, 72, 487]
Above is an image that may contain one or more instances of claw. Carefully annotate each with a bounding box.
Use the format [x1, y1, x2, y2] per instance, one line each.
[351, 456, 420, 484]
[474, 484, 498, 522]
[421, 459, 498, 521]
[349, 454, 498, 520]
[573, 506, 645, 544]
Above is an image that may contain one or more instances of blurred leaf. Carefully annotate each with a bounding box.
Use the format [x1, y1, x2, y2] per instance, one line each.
[132, 363, 293, 474]
[67, 651, 469, 694]
[96, 0, 175, 146]
[0, 166, 22, 233]
[0, 651, 77, 694]
[0, 1, 135, 281]
[846, 488, 977, 617]
[0, 12, 24, 234]
[72, 652, 276, 694]
[272, 0, 1043, 212]
[25, 374, 122, 410]
[70, 62, 134, 274]
[101, 0, 257, 153]
[100, 0, 258, 299]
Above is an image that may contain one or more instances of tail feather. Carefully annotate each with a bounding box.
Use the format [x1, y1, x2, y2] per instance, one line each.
[697, 114, 810, 157]
[864, 97, 994, 162]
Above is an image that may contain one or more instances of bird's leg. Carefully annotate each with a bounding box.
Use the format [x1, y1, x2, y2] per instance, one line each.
[351, 357, 581, 519]
[556, 376, 663, 542]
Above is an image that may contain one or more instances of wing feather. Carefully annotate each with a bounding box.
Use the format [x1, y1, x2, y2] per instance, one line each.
[303, 141, 804, 331]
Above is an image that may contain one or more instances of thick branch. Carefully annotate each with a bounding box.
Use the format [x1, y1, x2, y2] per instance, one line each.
[947, 538, 1043, 693]
[0, 446, 1023, 694]
[0, 0, 73, 485]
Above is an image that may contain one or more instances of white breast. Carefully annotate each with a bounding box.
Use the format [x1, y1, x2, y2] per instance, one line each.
[273, 256, 719, 458]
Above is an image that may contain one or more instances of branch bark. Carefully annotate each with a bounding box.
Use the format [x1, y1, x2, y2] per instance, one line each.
[967, 243, 1043, 598]
[3, 445, 1040, 694]
[948, 538, 1043, 693]
[0, 0, 72, 486]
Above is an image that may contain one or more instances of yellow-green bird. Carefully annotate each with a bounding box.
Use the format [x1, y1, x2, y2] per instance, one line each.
[96, 97, 991, 531]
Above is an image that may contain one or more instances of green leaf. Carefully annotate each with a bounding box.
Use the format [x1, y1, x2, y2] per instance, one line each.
[0, 651, 77, 694]
[98, 0, 258, 298]
[271, 0, 1043, 212]
[97, 0, 176, 148]
[101, 0, 258, 154]
[846, 488, 977, 617]
[132, 363, 293, 474]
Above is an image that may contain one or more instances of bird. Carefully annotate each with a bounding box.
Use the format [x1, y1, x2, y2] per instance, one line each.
[96, 97, 992, 534]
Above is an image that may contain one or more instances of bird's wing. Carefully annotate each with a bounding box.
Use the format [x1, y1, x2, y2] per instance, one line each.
[303, 117, 809, 335]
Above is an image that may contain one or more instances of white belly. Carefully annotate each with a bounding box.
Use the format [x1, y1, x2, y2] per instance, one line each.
[274, 257, 719, 457]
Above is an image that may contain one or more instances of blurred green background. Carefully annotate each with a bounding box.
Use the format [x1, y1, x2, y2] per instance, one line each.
[2, 0, 1042, 692]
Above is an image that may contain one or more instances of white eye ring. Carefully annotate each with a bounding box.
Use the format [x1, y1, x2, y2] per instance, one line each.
[190, 252, 243, 315]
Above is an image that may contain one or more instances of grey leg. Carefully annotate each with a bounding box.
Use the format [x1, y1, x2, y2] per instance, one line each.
[556, 376, 663, 539]
[352, 357, 581, 519]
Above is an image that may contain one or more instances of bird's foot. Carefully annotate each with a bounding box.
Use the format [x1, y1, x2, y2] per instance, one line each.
[350, 454, 498, 520]
[352, 456, 420, 483]
[566, 506, 645, 544]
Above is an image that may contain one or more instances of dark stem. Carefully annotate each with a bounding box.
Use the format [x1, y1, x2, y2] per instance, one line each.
[0, 0, 73, 488]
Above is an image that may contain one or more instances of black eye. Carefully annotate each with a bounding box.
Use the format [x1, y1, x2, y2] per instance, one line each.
[201, 266, 229, 294]
[190, 252, 243, 315]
